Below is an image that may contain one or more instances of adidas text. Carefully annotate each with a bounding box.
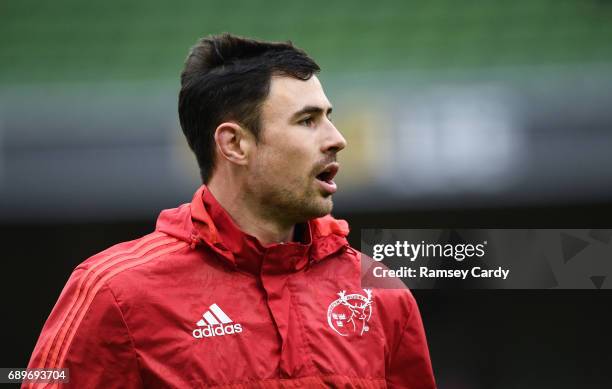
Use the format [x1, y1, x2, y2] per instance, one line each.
[192, 324, 243, 338]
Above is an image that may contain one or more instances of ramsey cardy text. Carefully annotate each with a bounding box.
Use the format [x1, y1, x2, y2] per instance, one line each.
[373, 266, 510, 280]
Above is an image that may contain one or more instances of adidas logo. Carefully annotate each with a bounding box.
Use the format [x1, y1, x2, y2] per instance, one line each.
[192, 303, 243, 339]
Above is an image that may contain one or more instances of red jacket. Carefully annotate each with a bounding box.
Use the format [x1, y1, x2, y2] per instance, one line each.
[26, 186, 435, 388]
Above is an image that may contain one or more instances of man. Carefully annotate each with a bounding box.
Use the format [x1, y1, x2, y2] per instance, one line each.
[25, 34, 436, 388]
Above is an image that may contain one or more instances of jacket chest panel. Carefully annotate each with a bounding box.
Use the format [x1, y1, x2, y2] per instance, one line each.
[129, 271, 281, 386]
[259, 270, 387, 381]
[133, 269, 386, 386]
[292, 274, 388, 380]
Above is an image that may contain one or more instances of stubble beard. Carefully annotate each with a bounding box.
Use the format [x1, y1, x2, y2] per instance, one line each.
[246, 173, 333, 225]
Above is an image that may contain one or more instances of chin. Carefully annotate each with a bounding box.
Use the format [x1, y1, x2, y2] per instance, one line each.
[308, 198, 334, 218]
[273, 188, 335, 221]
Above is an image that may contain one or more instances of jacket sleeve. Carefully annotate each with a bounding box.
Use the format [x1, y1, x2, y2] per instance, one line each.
[386, 291, 436, 389]
[24, 268, 142, 389]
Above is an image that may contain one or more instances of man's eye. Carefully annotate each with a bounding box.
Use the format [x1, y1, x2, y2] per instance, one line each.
[299, 117, 315, 127]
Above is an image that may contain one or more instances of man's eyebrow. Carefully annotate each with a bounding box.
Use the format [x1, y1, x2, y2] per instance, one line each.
[291, 105, 333, 120]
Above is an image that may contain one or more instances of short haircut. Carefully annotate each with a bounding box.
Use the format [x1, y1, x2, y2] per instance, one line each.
[178, 33, 320, 183]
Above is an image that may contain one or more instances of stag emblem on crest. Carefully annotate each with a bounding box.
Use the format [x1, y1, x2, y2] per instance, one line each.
[327, 289, 373, 336]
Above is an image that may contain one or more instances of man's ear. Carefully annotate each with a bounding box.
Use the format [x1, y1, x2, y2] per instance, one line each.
[214, 122, 255, 166]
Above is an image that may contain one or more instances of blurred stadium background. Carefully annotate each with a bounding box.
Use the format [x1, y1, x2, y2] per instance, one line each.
[2, 1, 611, 387]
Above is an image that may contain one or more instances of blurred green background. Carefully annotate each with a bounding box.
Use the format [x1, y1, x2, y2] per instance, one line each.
[2, 0, 612, 218]
[3, 0, 612, 83]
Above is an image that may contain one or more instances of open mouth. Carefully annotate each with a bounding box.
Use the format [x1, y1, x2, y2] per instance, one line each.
[316, 163, 339, 183]
[315, 163, 339, 194]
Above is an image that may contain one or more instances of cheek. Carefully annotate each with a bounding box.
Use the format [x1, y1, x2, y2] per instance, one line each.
[258, 144, 312, 178]
[250, 149, 292, 188]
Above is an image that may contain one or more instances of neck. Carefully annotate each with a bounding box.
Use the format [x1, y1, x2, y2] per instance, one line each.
[207, 176, 295, 246]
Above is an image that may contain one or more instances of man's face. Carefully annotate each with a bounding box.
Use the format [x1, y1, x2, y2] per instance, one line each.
[245, 75, 347, 224]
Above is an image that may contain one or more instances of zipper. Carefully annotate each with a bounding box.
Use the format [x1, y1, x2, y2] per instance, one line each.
[190, 233, 199, 249]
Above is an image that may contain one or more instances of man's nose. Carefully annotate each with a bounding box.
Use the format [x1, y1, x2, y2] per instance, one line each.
[322, 121, 347, 153]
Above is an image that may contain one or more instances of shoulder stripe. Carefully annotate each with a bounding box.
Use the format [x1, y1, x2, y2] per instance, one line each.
[38, 232, 174, 371]
[46, 238, 181, 371]
[82, 232, 166, 270]
[54, 240, 187, 370]
[41, 230, 168, 367]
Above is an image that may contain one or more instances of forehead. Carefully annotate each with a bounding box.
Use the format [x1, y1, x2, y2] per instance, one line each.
[262, 75, 332, 120]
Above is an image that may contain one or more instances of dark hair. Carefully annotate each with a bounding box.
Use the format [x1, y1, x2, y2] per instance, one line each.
[178, 33, 320, 183]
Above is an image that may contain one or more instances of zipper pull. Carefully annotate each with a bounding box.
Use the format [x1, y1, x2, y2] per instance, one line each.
[345, 246, 357, 256]
[190, 234, 199, 249]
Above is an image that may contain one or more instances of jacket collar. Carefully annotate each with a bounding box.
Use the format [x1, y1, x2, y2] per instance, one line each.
[186, 185, 349, 275]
